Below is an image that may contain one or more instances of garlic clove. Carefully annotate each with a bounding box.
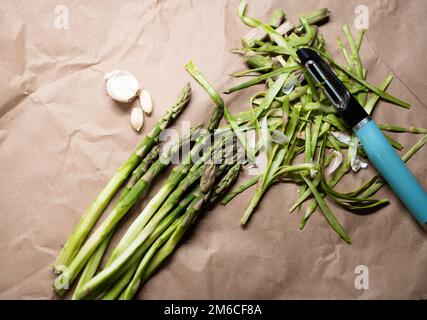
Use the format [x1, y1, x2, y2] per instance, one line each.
[104, 70, 140, 103]
[130, 107, 144, 132]
[139, 89, 153, 115]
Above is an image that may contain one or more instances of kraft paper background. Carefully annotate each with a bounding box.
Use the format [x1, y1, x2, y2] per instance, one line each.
[0, 0, 426, 299]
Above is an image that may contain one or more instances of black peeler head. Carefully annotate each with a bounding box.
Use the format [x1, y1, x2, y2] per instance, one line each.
[296, 48, 369, 130]
[296, 48, 321, 64]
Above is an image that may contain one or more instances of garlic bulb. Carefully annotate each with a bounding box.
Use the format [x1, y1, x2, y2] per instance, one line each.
[139, 89, 153, 114]
[130, 107, 144, 132]
[104, 70, 140, 103]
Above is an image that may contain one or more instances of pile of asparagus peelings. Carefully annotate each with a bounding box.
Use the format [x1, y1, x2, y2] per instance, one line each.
[219, 0, 427, 241]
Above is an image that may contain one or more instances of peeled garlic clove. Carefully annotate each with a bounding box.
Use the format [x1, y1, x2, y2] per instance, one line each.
[130, 107, 144, 132]
[104, 70, 140, 103]
[139, 89, 153, 115]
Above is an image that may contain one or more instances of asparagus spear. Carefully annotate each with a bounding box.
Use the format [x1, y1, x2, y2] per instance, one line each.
[74, 159, 222, 300]
[101, 146, 239, 300]
[104, 134, 235, 273]
[72, 231, 114, 299]
[54, 84, 192, 270]
[105, 100, 227, 267]
[117, 146, 160, 203]
[221, 175, 259, 205]
[210, 163, 242, 203]
[102, 159, 236, 300]
[118, 213, 184, 300]
[126, 141, 235, 251]
[53, 126, 201, 295]
[103, 146, 203, 266]
[101, 188, 199, 300]
[119, 163, 217, 300]
[72, 147, 160, 298]
[90, 145, 242, 299]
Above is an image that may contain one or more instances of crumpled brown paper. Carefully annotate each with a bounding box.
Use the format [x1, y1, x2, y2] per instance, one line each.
[0, 0, 426, 300]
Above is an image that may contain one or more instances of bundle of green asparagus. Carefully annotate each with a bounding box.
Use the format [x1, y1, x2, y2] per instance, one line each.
[53, 79, 245, 299]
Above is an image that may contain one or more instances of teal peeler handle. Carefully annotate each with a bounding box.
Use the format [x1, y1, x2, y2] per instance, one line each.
[355, 119, 427, 229]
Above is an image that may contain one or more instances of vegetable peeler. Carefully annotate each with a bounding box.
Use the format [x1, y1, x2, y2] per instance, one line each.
[297, 48, 427, 231]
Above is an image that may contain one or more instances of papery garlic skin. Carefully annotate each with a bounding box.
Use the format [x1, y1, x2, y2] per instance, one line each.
[331, 131, 352, 145]
[351, 153, 368, 172]
[139, 89, 153, 114]
[245, 150, 268, 176]
[348, 138, 368, 172]
[130, 107, 144, 132]
[310, 169, 318, 179]
[104, 70, 140, 103]
[327, 150, 343, 174]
